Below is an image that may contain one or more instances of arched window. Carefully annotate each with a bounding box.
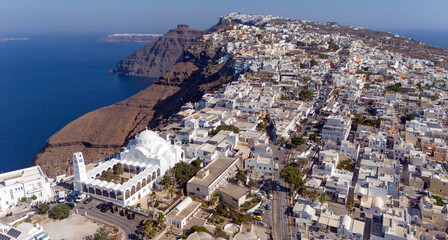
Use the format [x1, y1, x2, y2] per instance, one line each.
[125, 190, 130, 199]
[137, 182, 141, 191]
[131, 186, 136, 195]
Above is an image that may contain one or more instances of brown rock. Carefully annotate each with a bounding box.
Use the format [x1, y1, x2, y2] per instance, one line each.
[116, 25, 204, 78]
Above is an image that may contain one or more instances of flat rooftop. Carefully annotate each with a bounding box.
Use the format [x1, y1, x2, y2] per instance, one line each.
[188, 157, 238, 187]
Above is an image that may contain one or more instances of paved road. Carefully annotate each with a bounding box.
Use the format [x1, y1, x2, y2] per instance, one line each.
[75, 198, 144, 239]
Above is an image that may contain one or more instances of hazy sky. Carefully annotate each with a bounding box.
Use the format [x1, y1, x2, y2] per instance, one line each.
[1, 0, 448, 35]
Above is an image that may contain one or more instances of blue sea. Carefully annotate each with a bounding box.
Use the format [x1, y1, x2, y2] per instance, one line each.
[0, 34, 152, 173]
[385, 29, 448, 49]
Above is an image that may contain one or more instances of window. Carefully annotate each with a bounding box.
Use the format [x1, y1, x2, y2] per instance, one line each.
[196, 188, 200, 192]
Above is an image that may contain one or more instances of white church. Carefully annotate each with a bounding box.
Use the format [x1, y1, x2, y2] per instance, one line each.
[73, 129, 185, 206]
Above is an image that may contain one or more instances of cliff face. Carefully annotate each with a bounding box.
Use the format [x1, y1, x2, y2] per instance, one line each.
[34, 38, 233, 178]
[116, 25, 204, 78]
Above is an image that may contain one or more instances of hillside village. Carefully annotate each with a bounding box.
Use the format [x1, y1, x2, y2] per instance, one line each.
[2, 13, 448, 240]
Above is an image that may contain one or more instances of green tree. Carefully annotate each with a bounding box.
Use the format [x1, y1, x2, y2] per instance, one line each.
[49, 204, 71, 220]
[309, 134, 317, 142]
[100, 170, 116, 181]
[151, 192, 157, 220]
[94, 227, 111, 240]
[172, 160, 202, 187]
[400, 114, 415, 124]
[346, 201, 354, 214]
[235, 167, 247, 184]
[160, 176, 173, 190]
[31, 195, 37, 201]
[310, 190, 318, 202]
[291, 135, 305, 147]
[20, 197, 27, 203]
[156, 212, 166, 228]
[298, 158, 308, 169]
[214, 226, 229, 239]
[169, 188, 174, 203]
[37, 203, 50, 215]
[190, 225, 210, 233]
[320, 192, 328, 204]
[113, 163, 124, 175]
[279, 137, 286, 146]
[142, 220, 157, 239]
[215, 202, 228, 216]
[310, 59, 318, 66]
[280, 164, 304, 192]
[299, 89, 314, 102]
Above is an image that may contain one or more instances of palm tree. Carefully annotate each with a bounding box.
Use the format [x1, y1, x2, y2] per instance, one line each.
[157, 212, 166, 229]
[151, 192, 157, 220]
[319, 192, 328, 204]
[310, 190, 318, 202]
[169, 188, 174, 203]
[346, 201, 353, 215]
[248, 166, 254, 180]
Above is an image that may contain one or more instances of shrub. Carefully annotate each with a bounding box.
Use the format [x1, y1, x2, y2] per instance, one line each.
[38, 203, 50, 215]
[94, 227, 111, 240]
[49, 204, 71, 220]
[190, 225, 209, 234]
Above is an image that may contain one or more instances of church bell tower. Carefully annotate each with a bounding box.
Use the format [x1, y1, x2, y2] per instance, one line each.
[73, 152, 87, 192]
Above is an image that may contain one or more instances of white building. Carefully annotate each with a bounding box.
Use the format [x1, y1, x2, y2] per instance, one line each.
[166, 197, 201, 229]
[0, 166, 53, 215]
[321, 115, 351, 143]
[244, 155, 275, 177]
[338, 215, 364, 240]
[0, 221, 49, 240]
[73, 129, 184, 206]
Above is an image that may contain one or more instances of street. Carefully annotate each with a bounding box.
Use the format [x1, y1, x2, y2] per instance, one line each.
[75, 197, 145, 239]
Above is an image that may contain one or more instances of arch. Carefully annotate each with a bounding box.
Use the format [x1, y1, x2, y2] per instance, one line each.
[142, 178, 147, 187]
[152, 172, 156, 180]
[88, 186, 95, 194]
[131, 186, 136, 195]
[109, 190, 116, 199]
[125, 190, 130, 199]
[157, 168, 161, 177]
[83, 184, 88, 192]
[117, 191, 123, 201]
[95, 187, 102, 196]
[137, 182, 142, 192]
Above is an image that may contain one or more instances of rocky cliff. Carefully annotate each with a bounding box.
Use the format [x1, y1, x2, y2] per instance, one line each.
[33, 35, 233, 178]
[116, 24, 204, 78]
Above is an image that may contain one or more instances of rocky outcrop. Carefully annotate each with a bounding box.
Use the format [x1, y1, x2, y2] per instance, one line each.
[33, 38, 233, 178]
[116, 25, 204, 78]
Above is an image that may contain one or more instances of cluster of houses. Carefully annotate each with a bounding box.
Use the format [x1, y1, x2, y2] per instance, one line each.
[1, 13, 448, 240]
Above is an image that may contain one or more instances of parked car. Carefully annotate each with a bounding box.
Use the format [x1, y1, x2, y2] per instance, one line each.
[276, 186, 281, 191]
[75, 194, 86, 203]
[101, 202, 113, 213]
[268, 194, 273, 200]
[83, 197, 92, 204]
[253, 215, 263, 221]
[265, 204, 272, 210]
[257, 221, 267, 227]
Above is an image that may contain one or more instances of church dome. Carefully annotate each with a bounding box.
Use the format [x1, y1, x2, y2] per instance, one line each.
[136, 129, 158, 145]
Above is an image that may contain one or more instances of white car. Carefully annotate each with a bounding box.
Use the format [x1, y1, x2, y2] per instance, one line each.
[75, 194, 86, 203]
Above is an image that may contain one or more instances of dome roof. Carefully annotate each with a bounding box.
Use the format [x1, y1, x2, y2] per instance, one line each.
[341, 215, 352, 230]
[136, 129, 158, 144]
[356, 187, 367, 195]
[373, 196, 384, 209]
